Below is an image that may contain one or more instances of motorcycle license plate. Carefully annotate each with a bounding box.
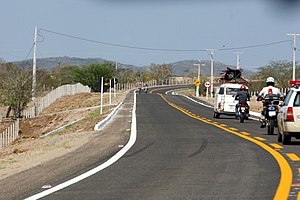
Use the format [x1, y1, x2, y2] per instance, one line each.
[269, 111, 276, 116]
[241, 107, 245, 111]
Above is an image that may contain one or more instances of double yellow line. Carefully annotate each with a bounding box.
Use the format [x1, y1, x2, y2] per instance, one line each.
[158, 94, 292, 200]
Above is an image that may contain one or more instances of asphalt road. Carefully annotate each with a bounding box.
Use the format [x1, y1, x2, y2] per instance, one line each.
[11, 85, 300, 199]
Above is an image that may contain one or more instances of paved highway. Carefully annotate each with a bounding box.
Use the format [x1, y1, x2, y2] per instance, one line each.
[23, 85, 300, 199]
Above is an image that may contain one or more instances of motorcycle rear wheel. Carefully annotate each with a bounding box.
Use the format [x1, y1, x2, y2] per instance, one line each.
[267, 119, 275, 135]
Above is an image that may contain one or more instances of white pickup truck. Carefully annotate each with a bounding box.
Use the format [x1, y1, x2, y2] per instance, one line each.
[213, 83, 249, 118]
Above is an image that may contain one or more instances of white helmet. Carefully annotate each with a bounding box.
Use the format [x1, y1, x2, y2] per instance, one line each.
[266, 77, 275, 83]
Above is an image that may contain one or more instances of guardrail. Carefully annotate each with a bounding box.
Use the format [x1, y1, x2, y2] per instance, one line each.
[0, 119, 19, 149]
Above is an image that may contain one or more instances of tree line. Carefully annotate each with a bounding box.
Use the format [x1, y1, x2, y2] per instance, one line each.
[0, 62, 173, 118]
[0, 60, 297, 118]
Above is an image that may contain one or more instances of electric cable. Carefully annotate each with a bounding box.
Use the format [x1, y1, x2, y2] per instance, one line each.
[25, 43, 35, 60]
[39, 27, 291, 52]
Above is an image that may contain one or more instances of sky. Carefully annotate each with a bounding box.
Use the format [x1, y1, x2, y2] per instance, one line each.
[0, 0, 300, 70]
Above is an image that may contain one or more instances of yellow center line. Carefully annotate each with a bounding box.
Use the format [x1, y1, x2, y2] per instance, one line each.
[254, 137, 266, 141]
[229, 127, 238, 131]
[270, 143, 284, 150]
[286, 153, 300, 161]
[158, 93, 292, 200]
[240, 132, 250, 136]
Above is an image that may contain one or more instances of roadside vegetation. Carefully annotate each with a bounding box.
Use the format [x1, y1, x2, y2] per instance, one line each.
[0, 59, 297, 119]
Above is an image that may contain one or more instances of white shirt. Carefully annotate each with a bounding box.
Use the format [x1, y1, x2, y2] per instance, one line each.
[258, 86, 282, 98]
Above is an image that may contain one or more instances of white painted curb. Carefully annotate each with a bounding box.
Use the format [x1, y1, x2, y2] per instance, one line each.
[94, 102, 123, 131]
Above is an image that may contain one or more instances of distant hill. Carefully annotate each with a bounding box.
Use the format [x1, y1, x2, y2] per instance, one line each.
[13, 56, 106, 70]
[169, 60, 254, 78]
[12, 56, 255, 78]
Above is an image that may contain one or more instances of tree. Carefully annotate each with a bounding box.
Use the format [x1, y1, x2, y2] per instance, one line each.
[49, 65, 77, 89]
[71, 63, 115, 91]
[150, 64, 172, 84]
[250, 60, 299, 89]
[0, 63, 32, 118]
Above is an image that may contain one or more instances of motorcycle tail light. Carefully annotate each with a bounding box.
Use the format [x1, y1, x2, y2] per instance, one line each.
[268, 88, 273, 95]
[240, 103, 246, 107]
[286, 107, 294, 121]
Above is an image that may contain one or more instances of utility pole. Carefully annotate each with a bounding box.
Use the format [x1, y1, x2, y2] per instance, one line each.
[234, 52, 242, 70]
[286, 33, 300, 81]
[32, 26, 38, 102]
[206, 49, 215, 98]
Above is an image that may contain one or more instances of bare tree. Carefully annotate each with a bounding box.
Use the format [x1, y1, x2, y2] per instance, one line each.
[0, 63, 32, 118]
[150, 64, 172, 84]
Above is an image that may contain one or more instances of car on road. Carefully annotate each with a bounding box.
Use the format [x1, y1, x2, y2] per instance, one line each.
[277, 80, 300, 144]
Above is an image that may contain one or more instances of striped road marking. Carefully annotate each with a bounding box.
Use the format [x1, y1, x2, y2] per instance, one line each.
[254, 137, 266, 141]
[270, 143, 284, 150]
[158, 93, 292, 200]
[286, 153, 300, 161]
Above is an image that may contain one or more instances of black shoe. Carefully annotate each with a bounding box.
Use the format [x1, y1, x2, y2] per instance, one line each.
[260, 124, 266, 128]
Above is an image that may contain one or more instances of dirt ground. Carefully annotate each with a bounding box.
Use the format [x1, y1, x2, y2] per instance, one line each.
[0, 92, 125, 180]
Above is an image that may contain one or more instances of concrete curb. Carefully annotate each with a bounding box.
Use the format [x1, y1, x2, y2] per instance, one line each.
[94, 102, 123, 131]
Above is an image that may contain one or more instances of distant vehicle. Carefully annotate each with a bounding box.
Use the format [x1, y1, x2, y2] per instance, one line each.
[277, 80, 300, 144]
[213, 83, 249, 118]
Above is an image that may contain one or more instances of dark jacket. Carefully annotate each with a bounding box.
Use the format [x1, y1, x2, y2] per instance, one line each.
[236, 90, 250, 104]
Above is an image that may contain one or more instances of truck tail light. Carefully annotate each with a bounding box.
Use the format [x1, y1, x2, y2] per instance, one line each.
[218, 102, 221, 109]
[285, 107, 294, 121]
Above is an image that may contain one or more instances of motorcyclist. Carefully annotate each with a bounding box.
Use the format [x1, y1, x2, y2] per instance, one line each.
[256, 77, 283, 128]
[235, 85, 250, 118]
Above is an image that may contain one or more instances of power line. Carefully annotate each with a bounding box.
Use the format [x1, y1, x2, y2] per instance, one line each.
[39, 27, 291, 53]
[25, 43, 35, 60]
[218, 40, 292, 51]
[39, 28, 207, 52]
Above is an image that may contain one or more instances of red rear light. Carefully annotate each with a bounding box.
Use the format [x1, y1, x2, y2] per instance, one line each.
[289, 80, 300, 85]
[268, 88, 273, 95]
[240, 104, 246, 107]
[285, 107, 294, 121]
[218, 102, 221, 109]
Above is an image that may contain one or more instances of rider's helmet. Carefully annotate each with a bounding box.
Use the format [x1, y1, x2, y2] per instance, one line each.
[240, 85, 246, 91]
[266, 77, 275, 86]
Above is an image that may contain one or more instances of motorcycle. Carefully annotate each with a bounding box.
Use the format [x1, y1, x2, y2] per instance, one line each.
[237, 103, 249, 123]
[262, 95, 280, 135]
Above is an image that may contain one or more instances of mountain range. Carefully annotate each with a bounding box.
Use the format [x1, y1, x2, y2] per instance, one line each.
[12, 56, 255, 78]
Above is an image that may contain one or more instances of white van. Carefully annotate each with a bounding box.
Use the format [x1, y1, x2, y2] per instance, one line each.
[213, 83, 249, 118]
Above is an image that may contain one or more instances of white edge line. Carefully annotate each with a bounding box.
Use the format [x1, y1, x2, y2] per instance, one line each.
[94, 102, 123, 131]
[25, 92, 137, 200]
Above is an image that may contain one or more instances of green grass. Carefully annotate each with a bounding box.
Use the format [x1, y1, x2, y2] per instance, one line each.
[88, 109, 100, 118]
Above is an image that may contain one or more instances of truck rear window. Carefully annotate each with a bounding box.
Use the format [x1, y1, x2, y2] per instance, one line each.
[226, 88, 240, 95]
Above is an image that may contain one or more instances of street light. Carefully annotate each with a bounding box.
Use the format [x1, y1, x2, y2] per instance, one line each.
[286, 33, 300, 81]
